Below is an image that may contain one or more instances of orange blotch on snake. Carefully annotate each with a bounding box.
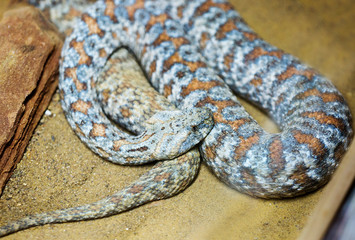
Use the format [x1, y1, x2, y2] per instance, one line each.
[292, 130, 326, 158]
[277, 66, 317, 82]
[70, 40, 92, 65]
[163, 51, 206, 73]
[90, 123, 107, 137]
[65, 67, 87, 92]
[104, 0, 117, 22]
[245, 47, 283, 62]
[71, 100, 92, 115]
[216, 19, 238, 39]
[125, 0, 144, 20]
[82, 13, 105, 37]
[181, 79, 223, 97]
[234, 133, 260, 159]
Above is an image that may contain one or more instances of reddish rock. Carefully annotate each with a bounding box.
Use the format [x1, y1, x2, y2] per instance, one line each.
[0, 5, 62, 195]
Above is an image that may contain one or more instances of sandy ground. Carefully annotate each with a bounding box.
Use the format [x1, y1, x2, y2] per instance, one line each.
[0, 0, 354, 239]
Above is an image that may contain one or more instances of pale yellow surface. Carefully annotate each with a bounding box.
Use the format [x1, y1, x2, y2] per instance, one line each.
[0, 0, 354, 239]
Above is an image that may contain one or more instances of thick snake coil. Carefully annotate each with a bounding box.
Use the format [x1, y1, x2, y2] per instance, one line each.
[57, 0, 352, 196]
[0, 0, 353, 236]
[0, 48, 202, 236]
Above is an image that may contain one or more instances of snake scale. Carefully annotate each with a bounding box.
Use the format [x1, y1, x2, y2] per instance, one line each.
[0, 0, 352, 236]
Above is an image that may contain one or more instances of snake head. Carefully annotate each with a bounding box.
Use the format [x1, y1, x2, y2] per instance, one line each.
[145, 107, 214, 159]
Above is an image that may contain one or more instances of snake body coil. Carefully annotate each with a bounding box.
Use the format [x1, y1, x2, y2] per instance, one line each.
[58, 0, 351, 197]
[0, 0, 352, 236]
[0, 44, 202, 238]
[166, 0, 353, 197]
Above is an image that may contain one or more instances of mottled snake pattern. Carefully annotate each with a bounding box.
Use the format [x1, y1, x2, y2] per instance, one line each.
[0, 1, 206, 236]
[1, 0, 353, 236]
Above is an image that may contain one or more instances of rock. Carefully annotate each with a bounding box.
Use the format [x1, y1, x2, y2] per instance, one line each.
[0, 5, 62, 195]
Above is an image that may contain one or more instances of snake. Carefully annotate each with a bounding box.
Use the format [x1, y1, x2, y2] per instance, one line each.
[0, 0, 353, 236]
[0, 1, 209, 237]
[0, 47, 203, 237]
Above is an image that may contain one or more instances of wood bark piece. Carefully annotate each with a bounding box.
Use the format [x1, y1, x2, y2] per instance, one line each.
[0, 5, 62, 195]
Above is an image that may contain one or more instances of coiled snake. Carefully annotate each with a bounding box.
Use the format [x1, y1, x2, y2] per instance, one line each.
[0, 0, 352, 236]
